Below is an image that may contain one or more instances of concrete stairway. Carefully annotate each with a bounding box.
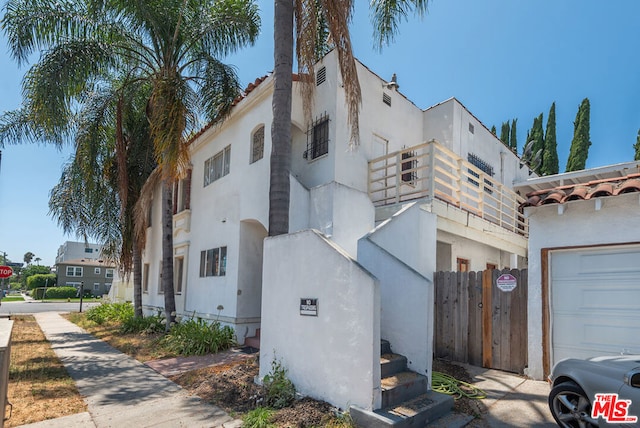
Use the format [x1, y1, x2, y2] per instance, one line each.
[244, 328, 260, 349]
[350, 340, 454, 427]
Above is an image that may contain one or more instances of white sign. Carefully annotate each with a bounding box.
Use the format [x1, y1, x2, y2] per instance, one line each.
[496, 273, 517, 292]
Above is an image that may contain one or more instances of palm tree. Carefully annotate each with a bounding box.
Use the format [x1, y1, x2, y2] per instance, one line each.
[2, 0, 260, 327]
[269, 0, 429, 236]
[23, 252, 34, 265]
[49, 78, 156, 318]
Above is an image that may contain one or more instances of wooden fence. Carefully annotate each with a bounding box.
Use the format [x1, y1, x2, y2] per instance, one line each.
[434, 269, 528, 374]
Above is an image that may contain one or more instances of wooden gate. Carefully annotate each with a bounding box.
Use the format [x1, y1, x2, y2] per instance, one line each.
[433, 269, 527, 374]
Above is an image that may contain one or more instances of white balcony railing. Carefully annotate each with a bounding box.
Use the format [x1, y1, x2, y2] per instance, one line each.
[368, 140, 528, 237]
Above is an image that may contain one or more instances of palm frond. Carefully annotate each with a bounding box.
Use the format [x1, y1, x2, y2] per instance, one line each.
[370, 0, 429, 49]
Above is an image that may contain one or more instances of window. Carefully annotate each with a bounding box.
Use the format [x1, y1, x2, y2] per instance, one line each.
[93, 283, 100, 291]
[486, 263, 497, 271]
[66, 281, 81, 288]
[94, 267, 101, 275]
[173, 170, 191, 214]
[468, 123, 475, 134]
[199, 246, 227, 277]
[305, 114, 329, 160]
[66, 266, 83, 277]
[105, 283, 112, 292]
[204, 146, 231, 186]
[85, 248, 93, 253]
[251, 126, 265, 164]
[401, 151, 417, 183]
[143, 264, 150, 293]
[105, 269, 114, 279]
[174, 257, 184, 294]
[457, 258, 470, 272]
[383, 93, 392, 106]
[467, 153, 494, 194]
[316, 66, 326, 86]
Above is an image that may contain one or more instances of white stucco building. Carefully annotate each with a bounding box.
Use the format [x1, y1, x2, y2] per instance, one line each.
[137, 50, 534, 412]
[55, 241, 103, 264]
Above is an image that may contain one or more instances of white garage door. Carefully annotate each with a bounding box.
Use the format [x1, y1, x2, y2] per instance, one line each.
[550, 245, 640, 366]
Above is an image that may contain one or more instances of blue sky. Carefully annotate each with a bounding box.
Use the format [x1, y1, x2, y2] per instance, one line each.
[1, 0, 639, 266]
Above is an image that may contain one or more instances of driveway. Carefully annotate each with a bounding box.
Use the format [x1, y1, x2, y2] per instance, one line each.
[462, 363, 556, 427]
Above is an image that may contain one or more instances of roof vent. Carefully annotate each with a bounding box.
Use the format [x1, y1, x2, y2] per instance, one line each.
[383, 93, 392, 106]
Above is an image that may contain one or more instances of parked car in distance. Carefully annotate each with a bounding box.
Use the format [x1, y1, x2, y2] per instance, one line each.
[549, 355, 640, 427]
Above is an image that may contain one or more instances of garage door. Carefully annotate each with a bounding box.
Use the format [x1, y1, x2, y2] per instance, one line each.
[550, 245, 640, 366]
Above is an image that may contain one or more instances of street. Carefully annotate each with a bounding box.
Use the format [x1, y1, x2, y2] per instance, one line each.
[0, 300, 100, 314]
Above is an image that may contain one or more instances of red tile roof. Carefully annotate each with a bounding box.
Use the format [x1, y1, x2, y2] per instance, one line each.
[522, 173, 640, 207]
[187, 75, 270, 144]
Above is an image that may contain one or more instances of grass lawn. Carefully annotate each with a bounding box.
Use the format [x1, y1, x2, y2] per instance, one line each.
[6, 316, 86, 426]
[1, 296, 24, 302]
[34, 298, 102, 303]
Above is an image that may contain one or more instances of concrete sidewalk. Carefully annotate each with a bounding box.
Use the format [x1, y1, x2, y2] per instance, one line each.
[462, 364, 556, 427]
[18, 312, 241, 428]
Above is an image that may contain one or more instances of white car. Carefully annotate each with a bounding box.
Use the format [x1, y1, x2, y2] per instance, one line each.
[549, 355, 640, 427]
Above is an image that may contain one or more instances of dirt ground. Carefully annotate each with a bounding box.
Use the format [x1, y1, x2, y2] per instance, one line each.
[171, 356, 487, 427]
[432, 358, 488, 425]
[171, 357, 343, 427]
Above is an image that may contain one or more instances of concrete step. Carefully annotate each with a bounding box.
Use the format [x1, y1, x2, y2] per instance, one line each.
[244, 328, 260, 349]
[381, 371, 429, 408]
[350, 390, 454, 428]
[381, 353, 407, 378]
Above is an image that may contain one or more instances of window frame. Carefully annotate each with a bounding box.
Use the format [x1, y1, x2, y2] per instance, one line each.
[199, 246, 227, 277]
[66, 266, 83, 277]
[250, 126, 265, 164]
[306, 114, 329, 160]
[143, 264, 150, 293]
[105, 268, 114, 279]
[204, 145, 231, 186]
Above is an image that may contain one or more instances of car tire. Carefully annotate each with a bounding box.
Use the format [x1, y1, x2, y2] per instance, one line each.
[549, 381, 599, 428]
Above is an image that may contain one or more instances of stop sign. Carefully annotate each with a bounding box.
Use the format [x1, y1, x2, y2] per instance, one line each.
[0, 266, 13, 279]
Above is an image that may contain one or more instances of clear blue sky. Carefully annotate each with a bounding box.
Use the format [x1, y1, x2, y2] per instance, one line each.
[1, 0, 639, 266]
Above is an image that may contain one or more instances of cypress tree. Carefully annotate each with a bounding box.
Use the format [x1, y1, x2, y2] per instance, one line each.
[510, 119, 518, 153]
[541, 102, 559, 175]
[490, 125, 497, 136]
[499, 121, 510, 146]
[566, 98, 592, 172]
[523, 113, 544, 173]
[634, 129, 640, 161]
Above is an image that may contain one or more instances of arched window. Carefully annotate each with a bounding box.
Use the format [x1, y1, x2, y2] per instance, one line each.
[251, 126, 265, 164]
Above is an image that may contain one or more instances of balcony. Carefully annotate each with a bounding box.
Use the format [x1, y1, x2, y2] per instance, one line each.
[368, 140, 528, 237]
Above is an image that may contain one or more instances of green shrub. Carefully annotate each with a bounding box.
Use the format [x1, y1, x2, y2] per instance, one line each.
[26, 274, 56, 290]
[119, 314, 165, 335]
[161, 318, 235, 356]
[263, 358, 296, 409]
[85, 302, 134, 325]
[44, 286, 80, 299]
[243, 407, 275, 428]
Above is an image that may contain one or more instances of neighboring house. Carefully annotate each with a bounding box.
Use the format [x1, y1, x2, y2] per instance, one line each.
[138, 50, 534, 411]
[55, 241, 103, 264]
[517, 162, 640, 380]
[56, 258, 115, 296]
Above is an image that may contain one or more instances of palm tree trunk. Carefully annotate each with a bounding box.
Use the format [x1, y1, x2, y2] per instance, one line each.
[161, 179, 177, 330]
[268, 0, 294, 236]
[132, 239, 143, 318]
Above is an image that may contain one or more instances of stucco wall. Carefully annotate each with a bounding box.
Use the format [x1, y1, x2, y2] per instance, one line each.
[525, 193, 640, 379]
[436, 230, 515, 271]
[260, 230, 381, 411]
[359, 203, 436, 379]
[309, 182, 375, 257]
